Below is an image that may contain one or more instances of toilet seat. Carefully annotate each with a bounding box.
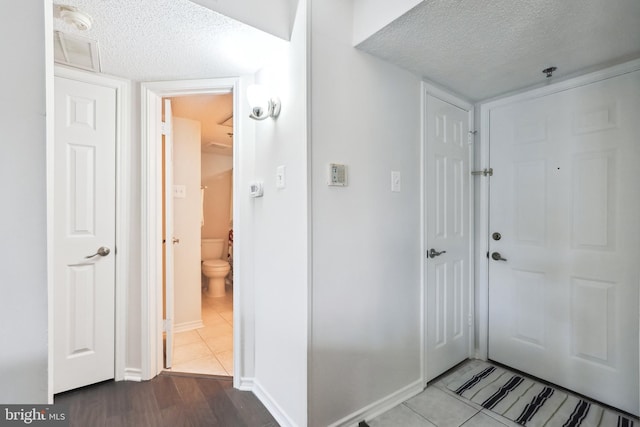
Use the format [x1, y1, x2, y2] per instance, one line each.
[203, 259, 228, 268]
[202, 259, 230, 276]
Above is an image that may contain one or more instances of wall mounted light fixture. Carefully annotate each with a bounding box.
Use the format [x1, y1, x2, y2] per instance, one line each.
[247, 84, 281, 120]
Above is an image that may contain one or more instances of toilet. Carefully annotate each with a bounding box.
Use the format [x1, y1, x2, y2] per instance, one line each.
[201, 238, 230, 298]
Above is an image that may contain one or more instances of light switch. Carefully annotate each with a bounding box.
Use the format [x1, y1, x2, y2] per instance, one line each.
[276, 165, 286, 189]
[173, 185, 186, 198]
[391, 171, 401, 192]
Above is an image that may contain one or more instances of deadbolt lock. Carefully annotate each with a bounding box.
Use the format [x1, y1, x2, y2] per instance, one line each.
[492, 232, 502, 241]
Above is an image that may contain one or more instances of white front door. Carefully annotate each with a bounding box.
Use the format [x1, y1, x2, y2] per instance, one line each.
[488, 71, 640, 414]
[426, 94, 472, 381]
[53, 76, 116, 393]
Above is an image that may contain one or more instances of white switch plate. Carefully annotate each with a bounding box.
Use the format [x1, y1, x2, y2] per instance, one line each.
[173, 185, 186, 198]
[391, 171, 401, 192]
[276, 165, 286, 189]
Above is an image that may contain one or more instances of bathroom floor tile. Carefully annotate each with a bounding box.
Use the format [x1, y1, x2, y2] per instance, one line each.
[197, 323, 233, 340]
[204, 335, 233, 354]
[173, 330, 202, 347]
[170, 355, 228, 376]
[215, 350, 234, 375]
[172, 341, 213, 365]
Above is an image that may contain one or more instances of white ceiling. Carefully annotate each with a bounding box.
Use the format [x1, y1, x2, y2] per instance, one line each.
[356, 0, 640, 101]
[52, 0, 287, 82]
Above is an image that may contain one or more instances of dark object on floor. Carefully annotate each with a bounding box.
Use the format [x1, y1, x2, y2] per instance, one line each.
[358, 421, 370, 427]
[55, 372, 279, 427]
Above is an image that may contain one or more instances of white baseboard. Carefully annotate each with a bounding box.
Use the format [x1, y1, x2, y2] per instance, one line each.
[252, 379, 298, 427]
[123, 368, 142, 382]
[328, 379, 424, 427]
[173, 320, 205, 333]
[237, 376, 254, 391]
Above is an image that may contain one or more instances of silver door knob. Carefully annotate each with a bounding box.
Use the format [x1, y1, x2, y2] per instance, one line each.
[428, 248, 447, 258]
[85, 246, 110, 258]
[491, 252, 507, 261]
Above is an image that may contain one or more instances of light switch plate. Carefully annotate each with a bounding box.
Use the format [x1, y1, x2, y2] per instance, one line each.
[391, 171, 401, 192]
[249, 181, 264, 198]
[276, 165, 286, 189]
[173, 185, 186, 198]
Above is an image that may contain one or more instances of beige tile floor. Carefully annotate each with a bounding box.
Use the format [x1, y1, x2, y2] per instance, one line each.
[166, 287, 234, 377]
[369, 359, 640, 427]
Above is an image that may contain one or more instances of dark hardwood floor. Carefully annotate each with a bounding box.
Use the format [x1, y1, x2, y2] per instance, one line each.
[54, 373, 279, 427]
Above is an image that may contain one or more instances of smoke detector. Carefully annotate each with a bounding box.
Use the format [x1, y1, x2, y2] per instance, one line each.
[56, 5, 93, 31]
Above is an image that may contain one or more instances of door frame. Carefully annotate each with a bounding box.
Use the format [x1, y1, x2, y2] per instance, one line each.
[476, 59, 640, 370]
[421, 81, 475, 386]
[140, 78, 244, 387]
[48, 66, 131, 401]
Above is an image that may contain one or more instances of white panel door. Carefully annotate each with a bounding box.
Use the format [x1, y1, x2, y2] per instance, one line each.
[164, 98, 175, 369]
[53, 76, 116, 393]
[488, 71, 640, 414]
[426, 95, 472, 381]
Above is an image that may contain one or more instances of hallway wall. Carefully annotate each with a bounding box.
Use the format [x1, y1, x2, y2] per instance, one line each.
[0, 0, 49, 404]
[250, 1, 309, 425]
[309, 0, 423, 425]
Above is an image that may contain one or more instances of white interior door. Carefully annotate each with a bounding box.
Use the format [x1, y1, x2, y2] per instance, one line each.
[53, 76, 116, 393]
[426, 94, 472, 382]
[164, 98, 175, 368]
[488, 71, 640, 415]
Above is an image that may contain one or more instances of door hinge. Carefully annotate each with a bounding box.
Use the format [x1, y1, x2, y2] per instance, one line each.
[163, 319, 169, 332]
[467, 130, 477, 145]
[471, 168, 493, 177]
[161, 121, 167, 135]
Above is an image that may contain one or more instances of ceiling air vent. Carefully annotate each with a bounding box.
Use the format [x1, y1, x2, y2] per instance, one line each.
[54, 31, 101, 72]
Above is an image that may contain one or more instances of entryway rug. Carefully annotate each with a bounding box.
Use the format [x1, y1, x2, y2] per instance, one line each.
[446, 362, 636, 427]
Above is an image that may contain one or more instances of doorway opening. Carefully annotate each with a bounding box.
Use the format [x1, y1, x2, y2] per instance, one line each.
[139, 78, 243, 386]
[163, 93, 235, 376]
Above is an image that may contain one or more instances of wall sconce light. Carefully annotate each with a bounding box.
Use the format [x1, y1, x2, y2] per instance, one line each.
[247, 84, 281, 120]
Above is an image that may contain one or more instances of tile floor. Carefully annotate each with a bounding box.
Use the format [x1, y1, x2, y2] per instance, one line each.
[166, 287, 234, 377]
[368, 359, 639, 427]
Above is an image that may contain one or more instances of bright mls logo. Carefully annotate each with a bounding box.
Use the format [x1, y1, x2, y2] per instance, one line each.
[0, 406, 68, 426]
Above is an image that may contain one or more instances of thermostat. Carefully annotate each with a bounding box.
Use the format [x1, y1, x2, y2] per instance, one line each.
[249, 181, 264, 198]
[328, 163, 347, 186]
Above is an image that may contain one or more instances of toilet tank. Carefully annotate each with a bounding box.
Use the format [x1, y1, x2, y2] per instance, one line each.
[201, 238, 225, 260]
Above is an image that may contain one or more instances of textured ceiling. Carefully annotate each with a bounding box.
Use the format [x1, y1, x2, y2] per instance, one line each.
[53, 0, 287, 81]
[357, 0, 640, 101]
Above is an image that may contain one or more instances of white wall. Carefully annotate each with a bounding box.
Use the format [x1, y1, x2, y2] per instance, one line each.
[352, 0, 422, 46]
[172, 117, 202, 327]
[0, 1, 49, 403]
[309, 0, 423, 425]
[251, 1, 308, 425]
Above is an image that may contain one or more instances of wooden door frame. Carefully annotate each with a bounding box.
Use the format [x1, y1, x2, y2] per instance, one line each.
[48, 66, 131, 401]
[476, 59, 640, 394]
[139, 78, 245, 387]
[421, 81, 475, 387]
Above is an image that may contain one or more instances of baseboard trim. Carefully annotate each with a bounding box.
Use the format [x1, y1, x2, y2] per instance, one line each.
[174, 320, 205, 333]
[328, 379, 424, 427]
[252, 379, 297, 427]
[237, 376, 254, 391]
[123, 368, 142, 382]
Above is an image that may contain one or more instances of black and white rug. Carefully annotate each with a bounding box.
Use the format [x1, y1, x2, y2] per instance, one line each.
[446, 361, 636, 427]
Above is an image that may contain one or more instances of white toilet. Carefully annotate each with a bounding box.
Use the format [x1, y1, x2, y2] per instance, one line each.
[201, 238, 230, 298]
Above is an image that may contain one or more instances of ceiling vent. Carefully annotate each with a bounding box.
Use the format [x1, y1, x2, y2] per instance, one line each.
[54, 31, 101, 72]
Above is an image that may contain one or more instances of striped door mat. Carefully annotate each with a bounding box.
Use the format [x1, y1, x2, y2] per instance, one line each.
[446, 362, 636, 427]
